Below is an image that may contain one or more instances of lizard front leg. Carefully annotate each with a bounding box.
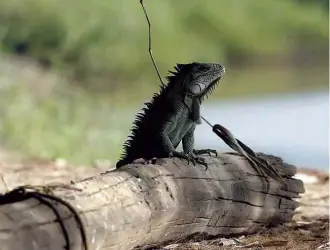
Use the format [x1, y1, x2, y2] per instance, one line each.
[182, 125, 209, 170]
[189, 98, 217, 157]
[161, 130, 195, 164]
[160, 115, 202, 166]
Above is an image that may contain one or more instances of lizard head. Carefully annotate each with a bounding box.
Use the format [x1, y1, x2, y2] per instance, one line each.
[167, 62, 225, 100]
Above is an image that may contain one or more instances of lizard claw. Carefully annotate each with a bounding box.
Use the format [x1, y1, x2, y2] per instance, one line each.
[189, 153, 208, 170]
[170, 151, 208, 168]
[181, 154, 197, 166]
[178, 156, 190, 165]
[170, 151, 191, 165]
[193, 149, 218, 157]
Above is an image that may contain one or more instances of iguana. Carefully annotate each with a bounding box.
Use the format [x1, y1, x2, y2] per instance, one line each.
[116, 0, 287, 188]
[116, 62, 225, 168]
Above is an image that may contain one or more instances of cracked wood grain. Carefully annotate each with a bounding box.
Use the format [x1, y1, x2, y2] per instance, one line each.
[0, 153, 304, 250]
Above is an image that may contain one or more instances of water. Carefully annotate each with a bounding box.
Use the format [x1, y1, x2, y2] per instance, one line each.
[194, 91, 329, 170]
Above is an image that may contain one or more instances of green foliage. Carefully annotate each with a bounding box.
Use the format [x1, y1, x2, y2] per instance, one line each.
[0, 70, 131, 164]
[0, 0, 327, 89]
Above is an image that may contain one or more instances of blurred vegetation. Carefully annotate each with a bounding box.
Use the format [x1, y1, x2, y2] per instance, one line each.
[0, 0, 328, 90]
[0, 0, 328, 164]
[0, 57, 131, 163]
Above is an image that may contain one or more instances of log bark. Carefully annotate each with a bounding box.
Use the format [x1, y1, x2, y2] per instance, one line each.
[0, 153, 304, 250]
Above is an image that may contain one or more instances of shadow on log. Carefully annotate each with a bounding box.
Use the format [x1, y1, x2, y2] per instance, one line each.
[0, 152, 304, 250]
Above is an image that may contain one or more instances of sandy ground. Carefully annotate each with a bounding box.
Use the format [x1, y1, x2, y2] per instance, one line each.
[0, 157, 328, 250]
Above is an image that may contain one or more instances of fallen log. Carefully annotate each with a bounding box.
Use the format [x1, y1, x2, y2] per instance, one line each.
[0, 152, 304, 250]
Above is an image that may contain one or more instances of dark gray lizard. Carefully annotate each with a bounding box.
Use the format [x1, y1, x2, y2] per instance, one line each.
[116, 62, 225, 168]
[115, 62, 286, 187]
[117, 0, 287, 187]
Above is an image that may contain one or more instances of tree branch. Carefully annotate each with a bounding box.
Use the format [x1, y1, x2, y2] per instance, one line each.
[0, 152, 304, 250]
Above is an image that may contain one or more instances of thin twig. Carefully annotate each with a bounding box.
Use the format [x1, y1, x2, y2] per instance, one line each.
[140, 0, 165, 86]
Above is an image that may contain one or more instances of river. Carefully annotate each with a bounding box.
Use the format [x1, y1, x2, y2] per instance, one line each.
[194, 91, 329, 170]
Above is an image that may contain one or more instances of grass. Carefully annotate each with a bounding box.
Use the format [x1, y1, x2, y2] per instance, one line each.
[0, 57, 131, 164]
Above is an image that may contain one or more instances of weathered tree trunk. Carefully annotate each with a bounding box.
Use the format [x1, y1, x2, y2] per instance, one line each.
[0, 153, 304, 250]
